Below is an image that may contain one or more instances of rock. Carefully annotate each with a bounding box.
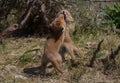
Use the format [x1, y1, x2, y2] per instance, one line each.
[0, 61, 5, 65]
[84, 42, 96, 49]
[15, 74, 27, 79]
[4, 65, 17, 72]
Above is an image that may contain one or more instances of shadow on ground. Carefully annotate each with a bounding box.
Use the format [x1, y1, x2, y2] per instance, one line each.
[23, 66, 41, 76]
[23, 66, 53, 77]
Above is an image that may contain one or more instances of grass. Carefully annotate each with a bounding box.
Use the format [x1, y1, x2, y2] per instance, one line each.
[0, 30, 120, 83]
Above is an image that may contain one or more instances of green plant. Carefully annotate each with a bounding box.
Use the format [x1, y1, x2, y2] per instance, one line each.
[18, 53, 33, 66]
[104, 3, 120, 29]
[97, 52, 106, 58]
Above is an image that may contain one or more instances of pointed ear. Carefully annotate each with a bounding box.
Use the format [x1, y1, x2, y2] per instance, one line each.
[62, 11, 67, 22]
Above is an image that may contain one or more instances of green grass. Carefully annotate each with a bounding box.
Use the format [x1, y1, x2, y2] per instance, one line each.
[0, 30, 120, 83]
[18, 53, 33, 66]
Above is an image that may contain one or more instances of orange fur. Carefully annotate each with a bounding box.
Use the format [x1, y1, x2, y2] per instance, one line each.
[56, 9, 74, 22]
[41, 14, 66, 75]
[57, 9, 78, 63]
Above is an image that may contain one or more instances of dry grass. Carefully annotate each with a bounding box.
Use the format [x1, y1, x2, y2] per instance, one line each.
[0, 31, 120, 83]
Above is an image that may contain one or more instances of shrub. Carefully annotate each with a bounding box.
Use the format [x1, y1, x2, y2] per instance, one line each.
[104, 3, 120, 29]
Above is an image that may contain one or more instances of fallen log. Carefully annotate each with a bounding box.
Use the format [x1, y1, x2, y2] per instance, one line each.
[0, 1, 33, 43]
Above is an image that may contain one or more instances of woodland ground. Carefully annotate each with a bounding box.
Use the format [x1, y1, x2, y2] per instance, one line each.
[0, 30, 120, 83]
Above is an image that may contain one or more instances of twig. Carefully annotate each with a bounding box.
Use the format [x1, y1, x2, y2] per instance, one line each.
[110, 45, 120, 60]
[0, 24, 19, 43]
[17, 0, 36, 28]
[18, 7, 32, 28]
[24, 48, 40, 54]
[102, 45, 120, 64]
[0, 0, 50, 43]
[40, 3, 50, 25]
[88, 39, 104, 67]
[0, 0, 36, 43]
[101, 45, 120, 74]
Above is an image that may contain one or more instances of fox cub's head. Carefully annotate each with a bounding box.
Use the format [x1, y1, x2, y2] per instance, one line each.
[49, 14, 66, 35]
[56, 9, 74, 23]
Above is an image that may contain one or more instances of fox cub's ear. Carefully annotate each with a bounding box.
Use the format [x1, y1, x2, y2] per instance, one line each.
[62, 11, 67, 22]
[57, 10, 74, 22]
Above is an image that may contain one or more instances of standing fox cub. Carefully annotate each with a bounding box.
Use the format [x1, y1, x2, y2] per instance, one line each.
[57, 10, 78, 64]
[41, 12, 67, 75]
